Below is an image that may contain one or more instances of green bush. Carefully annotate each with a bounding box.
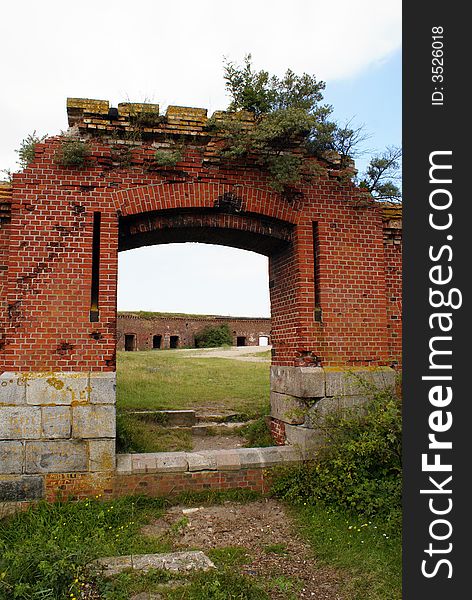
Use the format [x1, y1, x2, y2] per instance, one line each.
[154, 148, 182, 166]
[272, 384, 402, 523]
[54, 140, 90, 168]
[16, 132, 47, 169]
[194, 324, 233, 348]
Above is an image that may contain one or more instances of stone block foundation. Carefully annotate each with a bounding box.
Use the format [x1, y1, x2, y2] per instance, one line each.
[270, 366, 396, 449]
[0, 372, 116, 501]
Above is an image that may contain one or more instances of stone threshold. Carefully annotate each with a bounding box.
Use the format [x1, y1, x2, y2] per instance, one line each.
[116, 445, 305, 474]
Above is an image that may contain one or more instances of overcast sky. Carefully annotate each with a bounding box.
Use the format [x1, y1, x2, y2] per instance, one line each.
[1, 0, 401, 317]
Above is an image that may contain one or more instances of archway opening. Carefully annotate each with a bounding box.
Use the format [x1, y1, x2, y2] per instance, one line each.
[116, 238, 274, 455]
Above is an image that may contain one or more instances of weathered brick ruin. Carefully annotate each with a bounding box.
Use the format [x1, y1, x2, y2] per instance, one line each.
[117, 313, 271, 350]
[0, 99, 402, 503]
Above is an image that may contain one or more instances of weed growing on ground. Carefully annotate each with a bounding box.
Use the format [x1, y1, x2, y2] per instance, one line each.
[240, 416, 273, 448]
[208, 546, 249, 568]
[0, 496, 168, 600]
[291, 503, 401, 600]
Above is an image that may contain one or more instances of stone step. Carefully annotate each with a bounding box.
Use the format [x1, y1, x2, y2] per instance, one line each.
[195, 411, 247, 424]
[191, 422, 249, 436]
[93, 550, 215, 577]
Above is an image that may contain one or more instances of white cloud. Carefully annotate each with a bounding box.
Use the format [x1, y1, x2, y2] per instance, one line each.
[0, 0, 401, 170]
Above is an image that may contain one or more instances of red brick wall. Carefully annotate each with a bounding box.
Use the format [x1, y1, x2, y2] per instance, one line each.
[117, 314, 271, 350]
[383, 214, 403, 366]
[44, 468, 271, 501]
[0, 104, 402, 373]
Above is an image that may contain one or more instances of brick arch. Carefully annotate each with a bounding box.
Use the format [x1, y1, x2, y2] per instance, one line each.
[113, 182, 300, 225]
[119, 209, 294, 255]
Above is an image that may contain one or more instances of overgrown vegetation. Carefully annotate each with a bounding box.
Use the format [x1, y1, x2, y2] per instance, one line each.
[240, 415, 273, 448]
[194, 323, 233, 348]
[272, 384, 402, 527]
[54, 139, 90, 168]
[154, 148, 183, 167]
[0, 496, 170, 600]
[15, 131, 47, 168]
[210, 54, 401, 198]
[116, 413, 193, 453]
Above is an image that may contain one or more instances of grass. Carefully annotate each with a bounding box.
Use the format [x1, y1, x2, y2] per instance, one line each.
[291, 503, 402, 600]
[117, 350, 270, 416]
[116, 414, 193, 453]
[0, 496, 170, 600]
[0, 491, 400, 600]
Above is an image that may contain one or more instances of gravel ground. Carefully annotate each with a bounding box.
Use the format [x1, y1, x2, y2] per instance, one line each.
[141, 499, 343, 600]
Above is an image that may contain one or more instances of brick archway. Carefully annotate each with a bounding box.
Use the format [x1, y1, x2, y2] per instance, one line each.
[0, 99, 401, 502]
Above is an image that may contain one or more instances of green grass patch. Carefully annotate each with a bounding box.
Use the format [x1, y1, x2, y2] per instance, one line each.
[117, 350, 270, 415]
[291, 503, 401, 600]
[166, 570, 269, 600]
[97, 569, 177, 600]
[263, 542, 287, 555]
[116, 414, 193, 453]
[267, 575, 301, 599]
[0, 496, 169, 600]
[208, 547, 249, 568]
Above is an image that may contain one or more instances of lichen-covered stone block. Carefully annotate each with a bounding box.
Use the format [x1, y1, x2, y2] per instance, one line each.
[324, 367, 395, 397]
[270, 391, 309, 425]
[0, 441, 24, 474]
[0, 475, 44, 501]
[41, 406, 71, 438]
[151, 452, 188, 473]
[270, 367, 325, 398]
[186, 452, 217, 472]
[89, 373, 116, 405]
[214, 450, 241, 471]
[25, 440, 88, 473]
[72, 405, 115, 438]
[0, 373, 27, 405]
[26, 372, 90, 406]
[285, 424, 324, 452]
[0, 406, 41, 439]
[88, 440, 116, 471]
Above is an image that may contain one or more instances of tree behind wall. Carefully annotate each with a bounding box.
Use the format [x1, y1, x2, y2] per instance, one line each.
[194, 324, 233, 348]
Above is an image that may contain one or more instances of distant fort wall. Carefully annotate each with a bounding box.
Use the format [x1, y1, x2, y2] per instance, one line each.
[117, 313, 271, 350]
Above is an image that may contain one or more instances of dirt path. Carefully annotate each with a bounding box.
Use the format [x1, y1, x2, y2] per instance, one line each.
[141, 499, 343, 599]
[181, 345, 271, 362]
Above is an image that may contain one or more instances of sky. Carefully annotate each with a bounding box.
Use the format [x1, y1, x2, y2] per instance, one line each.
[0, 0, 401, 317]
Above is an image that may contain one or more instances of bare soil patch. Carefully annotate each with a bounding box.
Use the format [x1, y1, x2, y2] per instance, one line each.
[141, 499, 343, 599]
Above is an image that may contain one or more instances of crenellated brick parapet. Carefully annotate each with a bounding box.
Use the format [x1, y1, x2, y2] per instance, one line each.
[67, 97, 241, 141]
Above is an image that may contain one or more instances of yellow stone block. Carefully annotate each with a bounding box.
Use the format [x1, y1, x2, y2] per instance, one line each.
[67, 98, 110, 114]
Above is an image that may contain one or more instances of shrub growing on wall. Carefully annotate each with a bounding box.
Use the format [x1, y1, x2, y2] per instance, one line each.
[194, 324, 233, 348]
[54, 139, 90, 168]
[272, 384, 402, 524]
